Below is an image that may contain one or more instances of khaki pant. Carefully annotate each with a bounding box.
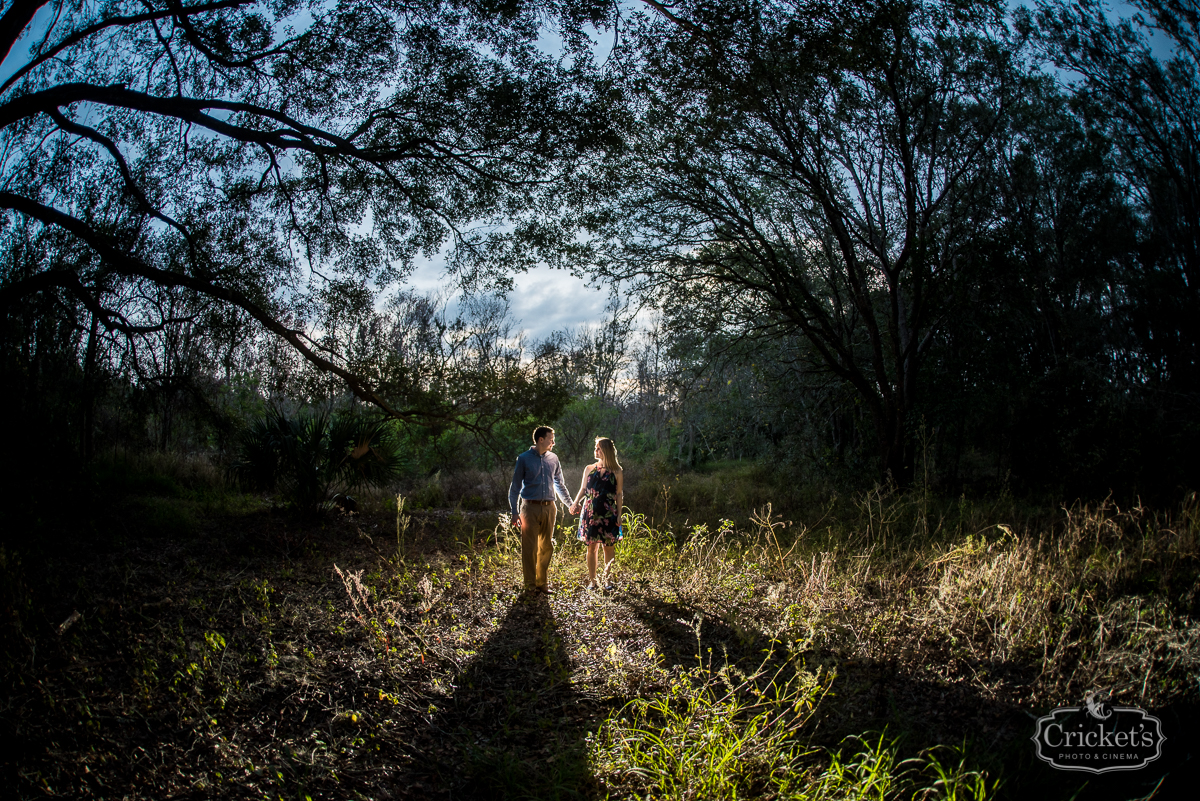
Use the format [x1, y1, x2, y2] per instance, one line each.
[519, 500, 556, 590]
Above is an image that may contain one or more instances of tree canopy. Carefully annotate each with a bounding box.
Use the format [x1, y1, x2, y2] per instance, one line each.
[584, 0, 1023, 482]
[0, 0, 615, 440]
[2, 0, 1197, 494]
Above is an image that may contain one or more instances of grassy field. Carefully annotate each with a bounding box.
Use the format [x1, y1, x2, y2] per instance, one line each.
[1, 453, 1197, 799]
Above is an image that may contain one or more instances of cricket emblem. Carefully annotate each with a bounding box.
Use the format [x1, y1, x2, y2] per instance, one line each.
[1085, 691, 1112, 720]
[1032, 693, 1165, 774]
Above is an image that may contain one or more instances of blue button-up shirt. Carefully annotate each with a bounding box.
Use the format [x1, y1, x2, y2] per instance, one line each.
[509, 446, 571, 517]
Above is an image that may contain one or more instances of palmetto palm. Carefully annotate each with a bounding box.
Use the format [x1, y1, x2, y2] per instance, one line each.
[235, 411, 404, 513]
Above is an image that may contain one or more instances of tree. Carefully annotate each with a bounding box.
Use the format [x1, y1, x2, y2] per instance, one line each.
[590, 0, 1023, 483]
[920, 71, 1146, 492]
[540, 292, 636, 403]
[1028, 0, 1200, 395]
[0, 0, 616, 451]
[340, 289, 572, 459]
[554, 396, 618, 461]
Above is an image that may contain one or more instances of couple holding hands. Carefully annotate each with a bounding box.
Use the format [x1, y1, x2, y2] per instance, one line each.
[508, 426, 623, 596]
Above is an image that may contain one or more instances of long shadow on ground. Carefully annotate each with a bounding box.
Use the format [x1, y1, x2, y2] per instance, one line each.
[618, 588, 1198, 801]
[414, 594, 599, 800]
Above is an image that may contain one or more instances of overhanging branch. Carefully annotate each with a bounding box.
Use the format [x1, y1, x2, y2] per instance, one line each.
[0, 190, 484, 430]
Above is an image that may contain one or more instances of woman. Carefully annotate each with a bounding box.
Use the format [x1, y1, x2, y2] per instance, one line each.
[569, 437, 624, 590]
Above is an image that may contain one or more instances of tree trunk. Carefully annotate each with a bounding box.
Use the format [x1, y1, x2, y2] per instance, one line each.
[875, 400, 914, 488]
[82, 311, 99, 461]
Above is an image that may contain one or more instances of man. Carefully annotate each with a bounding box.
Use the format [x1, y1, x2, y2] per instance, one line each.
[509, 425, 572, 595]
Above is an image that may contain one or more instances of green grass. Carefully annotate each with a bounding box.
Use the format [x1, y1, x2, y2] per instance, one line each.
[591, 653, 833, 799]
[1, 457, 1198, 799]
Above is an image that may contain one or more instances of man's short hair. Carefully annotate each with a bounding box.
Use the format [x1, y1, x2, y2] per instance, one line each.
[533, 425, 554, 443]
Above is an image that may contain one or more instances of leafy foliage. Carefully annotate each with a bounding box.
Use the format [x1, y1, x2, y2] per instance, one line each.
[0, 0, 615, 448]
[234, 410, 405, 511]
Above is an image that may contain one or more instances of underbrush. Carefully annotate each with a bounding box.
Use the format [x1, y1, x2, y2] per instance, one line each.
[2, 464, 1197, 799]
[621, 459, 819, 526]
[353, 456, 820, 525]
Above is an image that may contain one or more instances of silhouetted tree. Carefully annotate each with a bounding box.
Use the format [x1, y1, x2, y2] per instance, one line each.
[0, 0, 615, 454]
[590, 0, 1023, 483]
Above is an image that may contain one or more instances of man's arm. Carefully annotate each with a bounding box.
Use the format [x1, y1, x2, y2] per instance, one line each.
[509, 455, 525, 522]
[551, 457, 572, 505]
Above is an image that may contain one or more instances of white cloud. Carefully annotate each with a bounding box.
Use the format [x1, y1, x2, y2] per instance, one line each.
[405, 260, 610, 343]
[509, 267, 609, 342]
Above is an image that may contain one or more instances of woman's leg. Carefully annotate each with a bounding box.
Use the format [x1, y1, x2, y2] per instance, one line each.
[601, 544, 616, 583]
[586, 541, 599, 585]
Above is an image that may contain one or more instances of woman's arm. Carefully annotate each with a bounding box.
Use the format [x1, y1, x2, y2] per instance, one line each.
[570, 464, 593, 512]
[615, 470, 624, 518]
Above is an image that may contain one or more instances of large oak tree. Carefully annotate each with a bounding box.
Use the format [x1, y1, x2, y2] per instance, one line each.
[588, 0, 1022, 483]
[0, 0, 615, 437]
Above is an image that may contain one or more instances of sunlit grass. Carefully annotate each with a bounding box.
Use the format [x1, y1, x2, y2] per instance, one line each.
[5, 459, 1198, 799]
[591, 655, 833, 799]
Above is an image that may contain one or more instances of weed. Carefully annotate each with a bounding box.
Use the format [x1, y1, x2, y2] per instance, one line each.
[396, 493, 411, 559]
[5, 459, 1197, 800]
[593, 652, 833, 798]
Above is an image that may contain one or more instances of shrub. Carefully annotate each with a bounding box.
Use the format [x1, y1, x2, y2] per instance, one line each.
[232, 410, 405, 512]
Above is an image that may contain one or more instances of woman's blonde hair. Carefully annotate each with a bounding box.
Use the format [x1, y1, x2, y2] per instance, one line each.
[595, 437, 621, 471]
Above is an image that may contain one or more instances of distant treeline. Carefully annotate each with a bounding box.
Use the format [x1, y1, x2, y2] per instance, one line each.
[0, 0, 1196, 500]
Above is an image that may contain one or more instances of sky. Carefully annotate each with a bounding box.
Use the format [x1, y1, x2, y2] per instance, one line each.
[3, 1, 1180, 345]
[407, 260, 614, 344]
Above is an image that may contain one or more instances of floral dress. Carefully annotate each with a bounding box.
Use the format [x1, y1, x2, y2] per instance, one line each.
[577, 466, 622, 545]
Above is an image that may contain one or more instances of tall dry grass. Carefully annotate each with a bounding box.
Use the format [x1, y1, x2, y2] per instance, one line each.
[341, 473, 1199, 797]
[577, 490, 1198, 798]
[616, 488, 1200, 707]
